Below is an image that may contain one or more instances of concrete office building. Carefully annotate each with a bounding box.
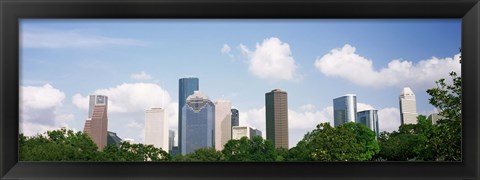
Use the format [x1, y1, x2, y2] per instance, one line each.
[357, 110, 380, 139]
[333, 94, 357, 127]
[144, 108, 168, 151]
[181, 91, 215, 155]
[178, 77, 199, 154]
[265, 89, 289, 148]
[429, 112, 445, 125]
[214, 100, 232, 151]
[399, 87, 418, 124]
[252, 128, 262, 138]
[232, 126, 262, 140]
[83, 95, 108, 150]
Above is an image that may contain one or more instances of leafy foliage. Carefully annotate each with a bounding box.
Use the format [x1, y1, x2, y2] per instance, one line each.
[222, 136, 277, 161]
[289, 122, 379, 161]
[424, 71, 461, 161]
[20, 128, 170, 161]
[376, 115, 433, 161]
[173, 148, 223, 161]
[20, 128, 100, 161]
[376, 71, 461, 161]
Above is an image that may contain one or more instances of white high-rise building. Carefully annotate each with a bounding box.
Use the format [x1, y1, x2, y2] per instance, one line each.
[333, 94, 357, 127]
[399, 87, 418, 124]
[144, 108, 169, 151]
[232, 126, 262, 140]
[214, 100, 232, 151]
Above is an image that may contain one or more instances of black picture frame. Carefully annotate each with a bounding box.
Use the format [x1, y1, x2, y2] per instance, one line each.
[1, 0, 479, 179]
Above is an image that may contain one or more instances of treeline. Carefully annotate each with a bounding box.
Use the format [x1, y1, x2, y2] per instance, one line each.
[19, 72, 461, 161]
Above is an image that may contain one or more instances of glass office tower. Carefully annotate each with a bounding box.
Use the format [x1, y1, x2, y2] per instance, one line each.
[178, 77, 199, 154]
[357, 110, 379, 139]
[333, 94, 357, 127]
[181, 91, 215, 155]
[231, 108, 239, 127]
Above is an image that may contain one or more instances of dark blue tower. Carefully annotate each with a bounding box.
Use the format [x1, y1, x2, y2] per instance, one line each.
[178, 77, 199, 154]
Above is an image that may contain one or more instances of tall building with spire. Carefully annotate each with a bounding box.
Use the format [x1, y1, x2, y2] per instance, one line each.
[178, 77, 199, 154]
[181, 91, 215, 155]
[399, 87, 418, 124]
[83, 95, 108, 150]
[265, 89, 289, 148]
[144, 108, 168, 151]
[333, 94, 357, 127]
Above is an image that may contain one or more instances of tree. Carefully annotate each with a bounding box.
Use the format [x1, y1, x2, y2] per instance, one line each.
[290, 122, 379, 161]
[19, 128, 101, 161]
[424, 71, 461, 161]
[20, 128, 170, 161]
[100, 142, 170, 161]
[376, 115, 434, 161]
[222, 136, 277, 161]
[173, 147, 223, 161]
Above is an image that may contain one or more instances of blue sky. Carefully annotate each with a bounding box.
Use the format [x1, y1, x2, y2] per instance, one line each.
[19, 19, 461, 148]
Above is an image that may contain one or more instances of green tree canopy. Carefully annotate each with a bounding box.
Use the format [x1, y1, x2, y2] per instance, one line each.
[173, 147, 223, 161]
[423, 71, 461, 161]
[222, 136, 277, 161]
[290, 122, 379, 161]
[20, 128, 100, 161]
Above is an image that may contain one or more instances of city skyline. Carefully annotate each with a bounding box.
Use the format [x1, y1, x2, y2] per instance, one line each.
[19, 19, 461, 148]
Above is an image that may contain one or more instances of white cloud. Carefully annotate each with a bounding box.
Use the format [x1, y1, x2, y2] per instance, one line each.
[73, 83, 171, 114]
[314, 44, 461, 88]
[221, 44, 236, 61]
[20, 84, 74, 136]
[130, 71, 152, 81]
[240, 37, 300, 81]
[221, 44, 231, 54]
[299, 104, 316, 111]
[21, 28, 146, 48]
[377, 107, 401, 132]
[357, 103, 375, 112]
[239, 107, 266, 138]
[72, 83, 177, 143]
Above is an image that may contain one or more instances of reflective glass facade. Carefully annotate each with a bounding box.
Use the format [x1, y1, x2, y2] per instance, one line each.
[178, 78, 199, 154]
[356, 110, 379, 139]
[231, 108, 239, 127]
[181, 91, 215, 155]
[333, 94, 357, 127]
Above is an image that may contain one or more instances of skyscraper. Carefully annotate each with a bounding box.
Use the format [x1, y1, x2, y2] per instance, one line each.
[181, 91, 215, 155]
[214, 100, 232, 151]
[333, 94, 357, 127]
[357, 110, 380, 139]
[399, 87, 418, 124]
[107, 131, 122, 147]
[169, 130, 175, 152]
[83, 95, 108, 150]
[144, 108, 168, 151]
[178, 77, 199, 154]
[231, 108, 239, 127]
[265, 89, 289, 148]
[253, 128, 262, 138]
